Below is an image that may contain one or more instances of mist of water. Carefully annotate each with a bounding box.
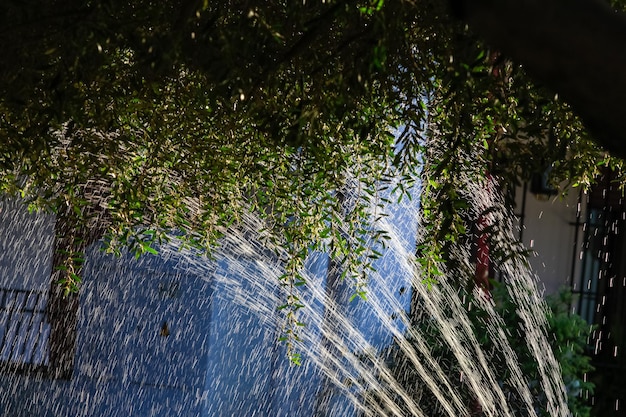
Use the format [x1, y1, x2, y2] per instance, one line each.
[168, 170, 572, 416]
[0, 148, 574, 416]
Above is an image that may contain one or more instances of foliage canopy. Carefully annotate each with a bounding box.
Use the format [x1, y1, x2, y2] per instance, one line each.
[1, 0, 624, 354]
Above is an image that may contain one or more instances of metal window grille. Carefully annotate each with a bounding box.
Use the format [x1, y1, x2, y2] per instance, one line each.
[0, 289, 50, 370]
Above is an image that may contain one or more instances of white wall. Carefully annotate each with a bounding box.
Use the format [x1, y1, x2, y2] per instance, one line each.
[514, 185, 586, 296]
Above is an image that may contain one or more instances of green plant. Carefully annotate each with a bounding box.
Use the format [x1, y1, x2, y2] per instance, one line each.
[360, 285, 594, 416]
[544, 289, 595, 417]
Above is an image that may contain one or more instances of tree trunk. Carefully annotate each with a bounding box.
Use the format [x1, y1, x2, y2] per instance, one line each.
[313, 190, 354, 416]
[46, 183, 110, 379]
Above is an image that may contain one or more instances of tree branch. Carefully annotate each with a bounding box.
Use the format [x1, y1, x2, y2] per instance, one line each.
[454, 0, 626, 159]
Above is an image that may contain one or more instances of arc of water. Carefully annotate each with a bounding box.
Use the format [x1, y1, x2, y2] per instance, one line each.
[167, 172, 572, 417]
[467, 175, 570, 417]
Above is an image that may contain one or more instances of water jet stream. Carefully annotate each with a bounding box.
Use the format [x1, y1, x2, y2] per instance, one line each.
[169, 173, 571, 416]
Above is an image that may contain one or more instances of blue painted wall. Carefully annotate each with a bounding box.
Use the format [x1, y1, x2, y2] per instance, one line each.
[0, 194, 417, 416]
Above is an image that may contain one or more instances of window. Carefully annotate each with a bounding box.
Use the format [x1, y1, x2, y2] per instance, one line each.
[0, 288, 50, 371]
[576, 170, 626, 415]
